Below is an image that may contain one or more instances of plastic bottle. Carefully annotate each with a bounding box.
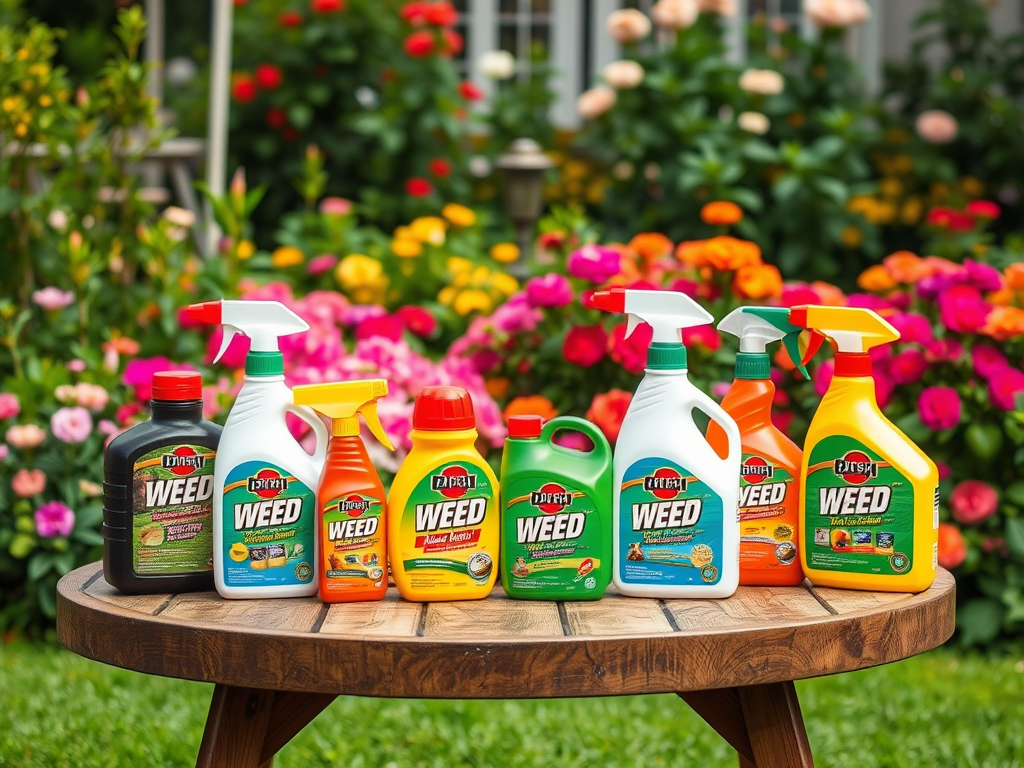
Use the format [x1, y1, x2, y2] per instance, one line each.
[103, 371, 221, 594]
[791, 305, 939, 592]
[707, 307, 813, 587]
[293, 379, 394, 603]
[186, 300, 328, 599]
[388, 386, 499, 602]
[586, 287, 742, 598]
[500, 415, 613, 600]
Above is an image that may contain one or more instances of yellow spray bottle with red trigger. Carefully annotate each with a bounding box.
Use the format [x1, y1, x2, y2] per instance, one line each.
[791, 305, 939, 592]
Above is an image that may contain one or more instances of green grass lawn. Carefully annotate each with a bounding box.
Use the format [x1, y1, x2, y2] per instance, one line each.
[1, 641, 1022, 767]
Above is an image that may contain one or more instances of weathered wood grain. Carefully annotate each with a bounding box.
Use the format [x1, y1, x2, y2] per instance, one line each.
[665, 586, 831, 632]
[422, 589, 564, 639]
[562, 595, 673, 636]
[318, 590, 421, 637]
[162, 592, 323, 633]
[678, 688, 754, 762]
[739, 681, 815, 768]
[195, 685, 275, 768]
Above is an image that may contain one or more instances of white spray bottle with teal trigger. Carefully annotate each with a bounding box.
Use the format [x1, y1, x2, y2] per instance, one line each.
[186, 300, 328, 599]
[585, 287, 741, 598]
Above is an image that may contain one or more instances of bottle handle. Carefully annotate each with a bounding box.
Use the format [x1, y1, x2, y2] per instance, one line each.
[286, 403, 329, 466]
[540, 416, 612, 465]
[694, 394, 741, 474]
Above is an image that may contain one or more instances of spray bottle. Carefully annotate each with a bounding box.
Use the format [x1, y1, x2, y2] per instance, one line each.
[708, 307, 814, 586]
[791, 305, 938, 592]
[293, 379, 394, 603]
[186, 300, 328, 599]
[585, 287, 741, 598]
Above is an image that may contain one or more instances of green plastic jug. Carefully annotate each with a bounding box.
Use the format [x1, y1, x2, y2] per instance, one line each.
[500, 415, 613, 601]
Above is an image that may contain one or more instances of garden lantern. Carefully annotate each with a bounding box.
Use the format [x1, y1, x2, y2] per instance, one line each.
[496, 138, 553, 274]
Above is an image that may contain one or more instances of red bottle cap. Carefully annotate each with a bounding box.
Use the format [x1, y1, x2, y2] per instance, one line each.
[507, 415, 544, 439]
[834, 353, 872, 377]
[413, 386, 476, 431]
[151, 371, 203, 401]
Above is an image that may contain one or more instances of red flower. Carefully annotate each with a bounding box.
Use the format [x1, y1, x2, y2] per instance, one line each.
[937, 522, 966, 569]
[587, 390, 633, 444]
[927, 206, 975, 232]
[404, 30, 435, 57]
[355, 314, 404, 342]
[311, 0, 344, 12]
[401, 1, 430, 24]
[537, 231, 566, 250]
[232, 76, 257, 103]
[563, 325, 608, 367]
[439, 28, 463, 56]
[255, 64, 283, 90]
[395, 306, 437, 337]
[681, 325, 721, 351]
[428, 158, 451, 178]
[966, 199, 1000, 219]
[950, 480, 998, 525]
[609, 321, 652, 374]
[425, 1, 458, 26]
[265, 107, 287, 128]
[405, 177, 433, 197]
[278, 10, 302, 27]
[282, 126, 300, 141]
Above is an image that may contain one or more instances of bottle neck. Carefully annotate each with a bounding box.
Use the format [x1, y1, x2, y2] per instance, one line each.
[150, 399, 203, 421]
[834, 353, 872, 377]
[734, 352, 770, 380]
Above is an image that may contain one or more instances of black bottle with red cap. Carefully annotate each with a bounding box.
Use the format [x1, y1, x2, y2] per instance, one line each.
[103, 371, 222, 594]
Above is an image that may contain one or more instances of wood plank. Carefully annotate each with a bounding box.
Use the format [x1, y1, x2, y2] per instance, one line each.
[423, 590, 563, 639]
[196, 685, 275, 768]
[809, 586, 913, 614]
[562, 596, 673, 637]
[738, 681, 814, 768]
[665, 587, 831, 632]
[318, 590, 422, 637]
[162, 593, 323, 633]
[85, 575, 176, 616]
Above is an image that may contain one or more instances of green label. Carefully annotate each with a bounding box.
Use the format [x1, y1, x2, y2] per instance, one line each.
[222, 460, 315, 587]
[503, 478, 604, 595]
[804, 436, 913, 575]
[323, 493, 385, 585]
[399, 460, 496, 586]
[618, 458, 724, 586]
[131, 444, 215, 576]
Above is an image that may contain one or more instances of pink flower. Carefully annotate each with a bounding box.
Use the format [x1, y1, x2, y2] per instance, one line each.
[779, 283, 821, 307]
[773, 409, 794, 434]
[0, 444, 7, 461]
[319, 196, 353, 216]
[846, 293, 892, 312]
[239, 280, 295, 304]
[918, 386, 961, 430]
[116, 402, 143, 426]
[342, 303, 388, 326]
[12, 468, 45, 497]
[889, 349, 928, 385]
[67, 359, 87, 372]
[34, 501, 75, 538]
[916, 110, 958, 144]
[205, 329, 250, 369]
[0, 393, 20, 420]
[552, 430, 594, 451]
[297, 290, 350, 326]
[396, 306, 437, 337]
[938, 285, 991, 334]
[813, 359, 835, 397]
[888, 313, 934, 346]
[924, 337, 964, 363]
[307, 253, 339, 275]
[355, 314, 405, 342]
[609, 321, 652, 374]
[989, 367, 1024, 410]
[6, 424, 46, 449]
[682, 324, 721, 351]
[73, 382, 110, 412]
[490, 293, 543, 335]
[971, 344, 1007, 380]
[51, 406, 93, 443]
[32, 287, 75, 310]
[563, 325, 608, 367]
[525, 273, 574, 308]
[805, 0, 870, 27]
[568, 245, 621, 284]
[124, 357, 198, 400]
[950, 480, 999, 525]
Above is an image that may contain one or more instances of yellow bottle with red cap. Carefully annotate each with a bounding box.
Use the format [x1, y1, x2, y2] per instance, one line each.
[792, 305, 939, 592]
[387, 386, 500, 602]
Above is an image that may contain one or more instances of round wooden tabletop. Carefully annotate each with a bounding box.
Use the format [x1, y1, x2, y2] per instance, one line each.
[57, 562, 955, 699]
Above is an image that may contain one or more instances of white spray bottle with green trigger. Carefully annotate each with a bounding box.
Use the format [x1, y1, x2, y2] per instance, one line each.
[585, 287, 741, 598]
[186, 300, 328, 599]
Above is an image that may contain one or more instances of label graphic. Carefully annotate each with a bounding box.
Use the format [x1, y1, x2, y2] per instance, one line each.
[618, 458, 723, 586]
[399, 461, 495, 590]
[131, 444, 215, 576]
[504, 479, 603, 595]
[805, 438, 913, 575]
[738, 454, 798, 570]
[322, 492, 385, 592]
[222, 461, 314, 587]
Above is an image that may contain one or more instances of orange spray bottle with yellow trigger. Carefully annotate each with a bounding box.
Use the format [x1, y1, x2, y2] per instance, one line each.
[293, 380, 394, 603]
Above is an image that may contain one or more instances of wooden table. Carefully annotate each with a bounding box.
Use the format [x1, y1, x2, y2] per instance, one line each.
[57, 562, 955, 768]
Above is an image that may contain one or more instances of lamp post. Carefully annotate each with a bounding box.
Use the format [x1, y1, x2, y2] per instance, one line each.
[496, 138, 553, 277]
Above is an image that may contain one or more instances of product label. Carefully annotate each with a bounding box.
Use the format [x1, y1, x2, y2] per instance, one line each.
[322, 492, 386, 594]
[222, 461, 315, 587]
[398, 461, 496, 592]
[503, 478, 604, 595]
[618, 458, 724, 586]
[804, 437, 914, 575]
[131, 444, 215, 576]
[738, 454, 799, 572]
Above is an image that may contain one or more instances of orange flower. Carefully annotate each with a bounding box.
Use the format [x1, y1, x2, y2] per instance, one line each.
[586, 389, 633, 444]
[609, 249, 644, 285]
[882, 251, 930, 284]
[922, 255, 960, 276]
[628, 232, 673, 261]
[103, 334, 140, 355]
[982, 305, 1024, 341]
[485, 377, 510, 400]
[700, 201, 743, 226]
[987, 288, 1016, 306]
[503, 395, 558, 423]
[810, 281, 847, 306]
[857, 265, 897, 293]
[1005, 263, 1024, 291]
[675, 240, 707, 268]
[734, 264, 783, 299]
[704, 236, 762, 271]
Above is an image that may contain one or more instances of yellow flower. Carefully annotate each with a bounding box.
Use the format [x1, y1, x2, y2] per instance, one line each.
[16, 48, 28, 61]
[891, 154, 913, 174]
[28, 64, 47, 78]
[14, 124, 27, 138]
[392, 238, 423, 258]
[841, 226, 863, 248]
[38, 94, 52, 107]
[452, 271, 471, 288]
[959, 176, 984, 197]
[236, 240, 255, 260]
[394, 225, 415, 241]
[453, 289, 493, 316]
[447, 256, 472, 274]
[879, 178, 902, 198]
[271, 246, 304, 268]
[900, 196, 923, 226]
[336, 254, 385, 290]
[409, 216, 447, 246]
[437, 286, 457, 305]
[442, 203, 476, 228]
[490, 242, 520, 263]
[847, 195, 875, 216]
[471, 266, 491, 283]
[491, 273, 519, 295]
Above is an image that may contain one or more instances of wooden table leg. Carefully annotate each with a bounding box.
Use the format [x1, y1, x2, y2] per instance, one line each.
[196, 685, 336, 768]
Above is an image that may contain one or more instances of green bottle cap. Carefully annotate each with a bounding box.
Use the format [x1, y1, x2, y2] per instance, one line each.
[734, 352, 770, 380]
[245, 351, 284, 376]
[646, 342, 688, 370]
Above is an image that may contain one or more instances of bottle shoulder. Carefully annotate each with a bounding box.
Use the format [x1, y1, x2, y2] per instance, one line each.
[806, 407, 936, 480]
[105, 421, 221, 470]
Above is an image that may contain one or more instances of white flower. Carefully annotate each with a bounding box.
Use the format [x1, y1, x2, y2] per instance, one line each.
[165, 56, 198, 87]
[477, 50, 516, 80]
[469, 156, 492, 178]
[602, 60, 645, 90]
[162, 206, 195, 228]
[612, 161, 635, 180]
[576, 87, 617, 120]
[739, 68, 784, 96]
[804, 0, 870, 28]
[738, 111, 771, 135]
[47, 209, 68, 231]
[606, 9, 652, 43]
[651, 0, 699, 30]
